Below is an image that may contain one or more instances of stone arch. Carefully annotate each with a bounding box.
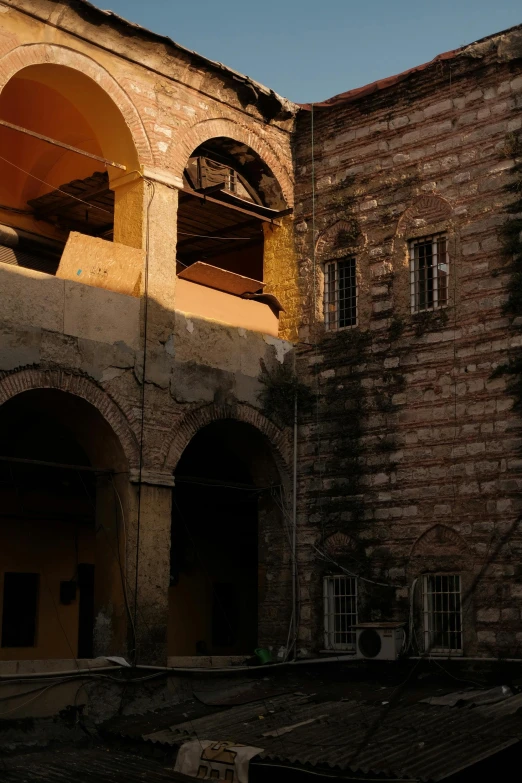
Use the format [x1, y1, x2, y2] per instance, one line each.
[315, 219, 364, 260]
[322, 532, 357, 557]
[410, 524, 469, 559]
[171, 117, 293, 207]
[0, 43, 153, 166]
[162, 402, 291, 485]
[397, 194, 453, 237]
[0, 367, 140, 470]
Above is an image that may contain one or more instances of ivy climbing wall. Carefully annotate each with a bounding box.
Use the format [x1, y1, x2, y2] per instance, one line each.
[292, 27, 522, 656]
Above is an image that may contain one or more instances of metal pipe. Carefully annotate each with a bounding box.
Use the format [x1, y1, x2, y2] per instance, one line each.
[410, 656, 522, 662]
[292, 382, 298, 660]
[0, 119, 126, 171]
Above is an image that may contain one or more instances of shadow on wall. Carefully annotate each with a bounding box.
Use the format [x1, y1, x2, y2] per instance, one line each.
[169, 419, 286, 657]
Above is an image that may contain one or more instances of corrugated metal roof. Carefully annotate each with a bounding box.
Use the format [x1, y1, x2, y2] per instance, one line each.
[144, 690, 522, 781]
[1, 747, 195, 782]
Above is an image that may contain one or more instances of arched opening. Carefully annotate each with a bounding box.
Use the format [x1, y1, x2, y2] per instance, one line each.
[0, 389, 129, 660]
[169, 419, 284, 657]
[0, 63, 141, 275]
[176, 137, 290, 333]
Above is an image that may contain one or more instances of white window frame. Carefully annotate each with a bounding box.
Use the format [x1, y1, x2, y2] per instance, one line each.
[323, 575, 358, 651]
[422, 574, 463, 655]
[324, 257, 358, 331]
[409, 234, 449, 313]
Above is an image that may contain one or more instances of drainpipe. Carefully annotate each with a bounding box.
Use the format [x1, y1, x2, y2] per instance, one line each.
[292, 357, 298, 660]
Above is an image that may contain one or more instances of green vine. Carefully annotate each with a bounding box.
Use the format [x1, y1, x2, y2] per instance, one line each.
[492, 134, 522, 417]
[257, 360, 315, 427]
[412, 307, 449, 337]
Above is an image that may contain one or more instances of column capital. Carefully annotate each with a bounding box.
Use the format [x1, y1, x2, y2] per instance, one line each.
[129, 469, 175, 488]
[141, 166, 184, 190]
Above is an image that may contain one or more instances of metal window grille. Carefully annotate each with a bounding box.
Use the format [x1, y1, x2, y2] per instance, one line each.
[410, 235, 449, 313]
[324, 258, 357, 330]
[323, 575, 358, 651]
[423, 574, 462, 654]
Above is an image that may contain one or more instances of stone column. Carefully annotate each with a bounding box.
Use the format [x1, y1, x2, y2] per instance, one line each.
[93, 474, 135, 660]
[140, 166, 181, 344]
[126, 475, 174, 665]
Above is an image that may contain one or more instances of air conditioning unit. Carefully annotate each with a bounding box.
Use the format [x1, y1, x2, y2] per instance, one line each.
[354, 623, 405, 661]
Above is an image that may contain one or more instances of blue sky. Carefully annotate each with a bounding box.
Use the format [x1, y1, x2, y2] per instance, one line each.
[93, 1, 521, 103]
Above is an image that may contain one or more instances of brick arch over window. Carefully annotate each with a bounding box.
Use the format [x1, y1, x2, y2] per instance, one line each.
[171, 118, 294, 207]
[410, 524, 470, 558]
[408, 524, 472, 578]
[315, 219, 364, 260]
[0, 44, 153, 165]
[397, 194, 452, 237]
[0, 367, 140, 469]
[162, 403, 291, 485]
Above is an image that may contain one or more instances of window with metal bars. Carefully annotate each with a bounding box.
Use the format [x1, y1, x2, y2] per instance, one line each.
[324, 258, 357, 330]
[410, 234, 449, 313]
[323, 575, 358, 651]
[423, 574, 462, 654]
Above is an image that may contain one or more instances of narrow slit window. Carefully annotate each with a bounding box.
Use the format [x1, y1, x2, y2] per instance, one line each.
[423, 574, 462, 654]
[410, 235, 448, 313]
[1, 572, 39, 648]
[324, 258, 357, 330]
[323, 575, 358, 651]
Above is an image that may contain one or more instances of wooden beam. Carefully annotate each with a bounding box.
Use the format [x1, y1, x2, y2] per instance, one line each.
[196, 182, 226, 195]
[0, 119, 126, 170]
[176, 217, 262, 249]
[181, 187, 281, 226]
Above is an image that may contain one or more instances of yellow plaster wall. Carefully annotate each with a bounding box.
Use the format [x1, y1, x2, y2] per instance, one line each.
[263, 216, 299, 342]
[0, 517, 94, 660]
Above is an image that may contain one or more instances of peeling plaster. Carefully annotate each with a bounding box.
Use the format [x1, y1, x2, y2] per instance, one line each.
[263, 334, 293, 364]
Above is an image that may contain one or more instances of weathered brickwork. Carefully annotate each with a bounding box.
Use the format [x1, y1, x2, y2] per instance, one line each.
[1, 0, 522, 671]
[293, 29, 522, 657]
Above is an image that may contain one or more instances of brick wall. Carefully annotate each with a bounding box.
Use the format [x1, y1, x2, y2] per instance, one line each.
[293, 29, 522, 656]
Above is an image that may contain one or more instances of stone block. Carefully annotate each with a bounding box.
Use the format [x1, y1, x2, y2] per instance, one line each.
[477, 608, 500, 623]
[0, 264, 64, 333]
[63, 280, 141, 349]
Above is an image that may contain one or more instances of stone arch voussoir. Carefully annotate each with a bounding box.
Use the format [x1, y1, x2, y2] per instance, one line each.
[397, 194, 453, 237]
[172, 117, 293, 207]
[0, 43, 153, 165]
[0, 367, 140, 469]
[409, 523, 470, 560]
[315, 219, 364, 260]
[162, 402, 292, 486]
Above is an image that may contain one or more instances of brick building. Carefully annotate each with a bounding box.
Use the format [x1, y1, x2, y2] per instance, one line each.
[293, 27, 522, 658]
[0, 0, 521, 707]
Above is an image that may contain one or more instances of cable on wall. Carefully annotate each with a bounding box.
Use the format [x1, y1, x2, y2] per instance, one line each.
[132, 178, 156, 665]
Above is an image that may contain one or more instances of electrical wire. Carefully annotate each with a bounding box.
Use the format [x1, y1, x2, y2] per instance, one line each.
[110, 475, 137, 655]
[133, 179, 156, 664]
[312, 545, 402, 589]
[252, 764, 416, 782]
[0, 152, 113, 215]
[177, 230, 258, 240]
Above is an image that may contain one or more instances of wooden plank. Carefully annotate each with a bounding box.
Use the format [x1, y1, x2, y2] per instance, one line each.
[178, 261, 264, 295]
[0, 119, 126, 170]
[181, 188, 281, 225]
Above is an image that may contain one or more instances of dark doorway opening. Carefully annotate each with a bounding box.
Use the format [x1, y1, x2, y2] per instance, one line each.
[169, 420, 272, 657]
